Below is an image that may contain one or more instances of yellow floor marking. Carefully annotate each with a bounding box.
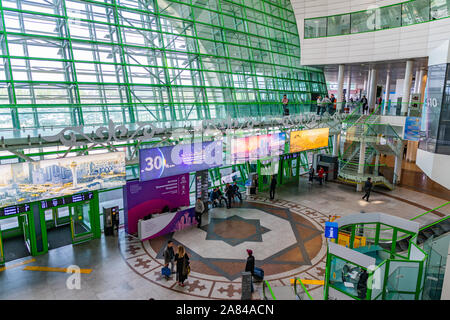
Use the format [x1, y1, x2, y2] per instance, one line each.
[290, 279, 324, 285]
[23, 266, 92, 274]
[0, 258, 36, 272]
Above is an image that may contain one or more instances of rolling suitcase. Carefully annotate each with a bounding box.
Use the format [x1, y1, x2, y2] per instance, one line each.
[162, 266, 171, 279]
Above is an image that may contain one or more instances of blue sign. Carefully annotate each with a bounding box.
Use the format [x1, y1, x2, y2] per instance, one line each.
[404, 116, 420, 141]
[139, 141, 223, 181]
[325, 221, 338, 239]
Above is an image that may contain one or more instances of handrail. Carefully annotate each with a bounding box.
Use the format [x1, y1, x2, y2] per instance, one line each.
[294, 278, 314, 300]
[264, 280, 277, 300]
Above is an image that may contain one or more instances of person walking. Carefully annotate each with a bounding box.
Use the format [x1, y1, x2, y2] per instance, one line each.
[282, 94, 289, 116]
[175, 245, 190, 287]
[308, 165, 315, 184]
[362, 177, 373, 202]
[232, 181, 242, 202]
[330, 94, 336, 114]
[225, 183, 234, 209]
[195, 197, 205, 228]
[245, 249, 255, 293]
[316, 95, 322, 115]
[322, 95, 331, 115]
[361, 95, 368, 114]
[269, 174, 277, 200]
[317, 166, 325, 185]
[163, 240, 176, 274]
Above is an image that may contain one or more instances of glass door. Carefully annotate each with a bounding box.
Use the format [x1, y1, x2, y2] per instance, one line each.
[0, 227, 4, 266]
[20, 214, 31, 254]
[70, 202, 94, 244]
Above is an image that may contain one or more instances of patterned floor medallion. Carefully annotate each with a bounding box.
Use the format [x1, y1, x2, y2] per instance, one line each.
[119, 196, 329, 299]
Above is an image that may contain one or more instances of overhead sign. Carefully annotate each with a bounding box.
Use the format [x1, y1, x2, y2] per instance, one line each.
[0, 152, 126, 208]
[230, 133, 286, 164]
[139, 141, 222, 181]
[404, 117, 421, 141]
[325, 221, 338, 239]
[289, 128, 329, 153]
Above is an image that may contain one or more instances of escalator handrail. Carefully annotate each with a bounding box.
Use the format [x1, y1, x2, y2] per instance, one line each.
[294, 278, 314, 300]
[264, 280, 277, 300]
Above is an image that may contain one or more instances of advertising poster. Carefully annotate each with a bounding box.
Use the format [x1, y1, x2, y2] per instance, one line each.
[195, 170, 210, 203]
[139, 141, 222, 181]
[124, 173, 190, 234]
[0, 152, 126, 208]
[404, 117, 421, 141]
[289, 128, 329, 153]
[230, 133, 286, 164]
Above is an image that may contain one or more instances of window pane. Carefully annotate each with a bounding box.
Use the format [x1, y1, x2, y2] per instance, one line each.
[402, 0, 431, 26]
[304, 18, 327, 38]
[376, 5, 402, 30]
[351, 10, 376, 33]
[327, 14, 350, 36]
[431, 0, 450, 19]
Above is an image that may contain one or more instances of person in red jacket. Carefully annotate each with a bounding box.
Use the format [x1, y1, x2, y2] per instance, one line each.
[317, 167, 325, 185]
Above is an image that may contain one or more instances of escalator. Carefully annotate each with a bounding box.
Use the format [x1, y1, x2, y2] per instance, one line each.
[262, 279, 314, 300]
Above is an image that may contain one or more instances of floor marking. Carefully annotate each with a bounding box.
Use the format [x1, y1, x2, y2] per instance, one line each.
[289, 279, 324, 285]
[23, 266, 92, 274]
[0, 258, 36, 272]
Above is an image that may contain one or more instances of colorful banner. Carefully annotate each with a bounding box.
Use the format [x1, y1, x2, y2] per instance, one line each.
[124, 173, 190, 234]
[230, 133, 286, 164]
[404, 117, 421, 141]
[139, 141, 222, 181]
[0, 152, 126, 208]
[138, 207, 196, 241]
[289, 128, 329, 153]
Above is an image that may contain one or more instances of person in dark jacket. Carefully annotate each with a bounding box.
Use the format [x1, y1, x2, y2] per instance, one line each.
[357, 269, 369, 299]
[175, 245, 190, 287]
[361, 95, 368, 114]
[308, 165, 315, 184]
[245, 249, 255, 293]
[269, 174, 277, 200]
[225, 183, 234, 209]
[163, 240, 175, 273]
[362, 177, 373, 202]
[195, 198, 205, 228]
[232, 182, 242, 202]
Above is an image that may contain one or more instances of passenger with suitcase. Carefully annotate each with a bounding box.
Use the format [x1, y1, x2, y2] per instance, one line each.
[245, 249, 255, 293]
[162, 240, 175, 279]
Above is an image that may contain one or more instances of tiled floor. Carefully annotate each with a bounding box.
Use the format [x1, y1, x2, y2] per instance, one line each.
[0, 176, 448, 300]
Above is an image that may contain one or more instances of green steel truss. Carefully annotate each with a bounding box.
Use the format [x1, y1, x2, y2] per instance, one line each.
[0, 0, 327, 131]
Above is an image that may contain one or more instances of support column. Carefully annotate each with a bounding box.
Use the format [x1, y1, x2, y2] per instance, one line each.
[356, 141, 366, 192]
[394, 152, 402, 185]
[332, 134, 340, 157]
[347, 72, 352, 101]
[401, 60, 414, 115]
[374, 154, 380, 174]
[368, 68, 377, 111]
[383, 71, 391, 115]
[366, 69, 372, 96]
[414, 69, 420, 93]
[337, 64, 345, 112]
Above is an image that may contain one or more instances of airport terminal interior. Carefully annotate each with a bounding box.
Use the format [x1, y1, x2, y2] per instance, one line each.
[0, 0, 449, 301]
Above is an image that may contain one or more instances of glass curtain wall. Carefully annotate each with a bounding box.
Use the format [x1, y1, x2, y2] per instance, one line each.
[0, 0, 327, 130]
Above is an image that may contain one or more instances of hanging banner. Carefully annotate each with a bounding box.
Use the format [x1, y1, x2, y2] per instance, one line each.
[139, 141, 222, 181]
[0, 152, 126, 208]
[230, 133, 286, 164]
[404, 117, 421, 141]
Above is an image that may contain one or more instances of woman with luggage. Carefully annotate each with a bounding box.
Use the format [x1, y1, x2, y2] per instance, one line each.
[175, 245, 190, 287]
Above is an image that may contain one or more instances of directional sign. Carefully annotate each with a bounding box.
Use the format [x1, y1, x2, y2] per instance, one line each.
[325, 221, 338, 239]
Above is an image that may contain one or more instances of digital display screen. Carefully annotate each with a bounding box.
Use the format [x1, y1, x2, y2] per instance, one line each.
[0, 203, 31, 216]
[40, 192, 93, 210]
[289, 128, 329, 153]
[230, 133, 286, 164]
[139, 141, 223, 181]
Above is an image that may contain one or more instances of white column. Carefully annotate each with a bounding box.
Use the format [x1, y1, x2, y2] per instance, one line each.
[332, 134, 340, 157]
[383, 71, 391, 115]
[366, 69, 372, 97]
[363, 79, 367, 95]
[394, 153, 402, 185]
[414, 70, 420, 93]
[374, 154, 380, 173]
[337, 64, 345, 112]
[418, 69, 426, 94]
[368, 68, 377, 110]
[401, 60, 414, 115]
[356, 141, 366, 192]
[347, 72, 352, 101]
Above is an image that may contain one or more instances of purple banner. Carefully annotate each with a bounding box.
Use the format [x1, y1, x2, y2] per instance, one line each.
[124, 173, 190, 234]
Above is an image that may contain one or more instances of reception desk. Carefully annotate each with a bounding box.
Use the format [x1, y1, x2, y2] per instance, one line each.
[137, 207, 196, 241]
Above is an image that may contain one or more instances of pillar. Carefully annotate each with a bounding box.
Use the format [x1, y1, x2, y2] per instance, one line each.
[414, 69, 420, 93]
[366, 69, 372, 97]
[383, 71, 391, 115]
[347, 72, 352, 101]
[374, 154, 380, 174]
[332, 134, 340, 157]
[394, 152, 402, 185]
[356, 141, 366, 192]
[337, 64, 345, 112]
[368, 68, 377, 111]
[401, 60, 414, 115]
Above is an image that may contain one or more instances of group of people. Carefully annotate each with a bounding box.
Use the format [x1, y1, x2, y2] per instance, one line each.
[163, 241, 190, 287]
[209, 182, 242, 209]
[316, 94, 337, 115]
[308, 165, 326, 185]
